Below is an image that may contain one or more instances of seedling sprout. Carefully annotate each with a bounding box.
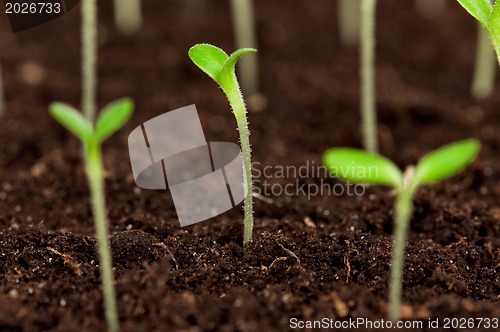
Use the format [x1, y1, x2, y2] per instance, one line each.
[360, 0, 378, 154]
[49, 1, 134, 331]
[113, 0, 142, 35]
[323, 139, 480, 321]
[230, 0, 259, 95]
[338, 0, 360, 47]
[189, 43, 256, 247]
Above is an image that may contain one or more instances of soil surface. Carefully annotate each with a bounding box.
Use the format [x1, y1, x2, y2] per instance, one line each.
[0, 1, 499, 331]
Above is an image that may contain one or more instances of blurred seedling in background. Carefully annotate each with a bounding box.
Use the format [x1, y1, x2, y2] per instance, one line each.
[323, 139, 480, 321]
[189, 43, 256, 248]
[338, 0, 360, 47]
[113, 0, 142, 35]
[49, 0, 134, 331]
[49, 99, 133, 332]
[360, 0, 378, 154]
[230, 0, 259, 96]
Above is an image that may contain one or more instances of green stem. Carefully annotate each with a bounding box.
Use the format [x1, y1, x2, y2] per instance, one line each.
[360, 0, 378, 154]
[82, 0, 97, 123]
[113, 0, 142, 35]
[388, 185, 414, 321]
[86, 140, 119, 332]
[338, 0, 360, 47]
[472, 24, 497, 99]
[229, 0, 259, 96]
[224, 78, 254, 247]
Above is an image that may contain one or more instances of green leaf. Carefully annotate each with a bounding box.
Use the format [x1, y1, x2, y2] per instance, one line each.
[414, 139, 480, 186]
[188, 44, 256, 90]
[456, 0, 494, 32]
[188, 44, 229, 83]
[489, 1, 500, 62]
[49, 102, 93, 142]
[95, 98, 134, 143]
[323, 148, 403, 189]
[218, 48, 257, 88]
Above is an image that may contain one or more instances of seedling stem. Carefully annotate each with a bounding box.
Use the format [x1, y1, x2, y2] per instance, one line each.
[472, 24, 497, 99]
[189, 44, 256, 247]
[113, 0, 142, 35]
[338, 0, 360, 47]
[82, 0, 97, 123]
[360, 0, 378, 154]
[230, 0, 259, 96]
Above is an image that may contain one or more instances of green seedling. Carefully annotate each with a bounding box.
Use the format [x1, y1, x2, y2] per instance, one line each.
[50, 1, 132, 331]
[189, 43, 256, 247]
[230, 0, 259, 95]
[338, 0, 360, 47]
[360, 0, 378, 154]
[323, 139, 480, 321]
[456, 0, 500, 65]
[49, 99, 133, 332]
[113, 0, 142, 35]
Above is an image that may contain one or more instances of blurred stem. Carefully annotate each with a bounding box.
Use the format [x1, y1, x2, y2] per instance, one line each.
[86, 139, 119, 332]
[113, 0, 142, 35]
[230, 0, 259, 96]
[360, 0, 378, 154]
[338, 0, 359, 47]
[472, 25, 497, 99]
[82, 0, 97, 123]
[388, 179, 416, 322]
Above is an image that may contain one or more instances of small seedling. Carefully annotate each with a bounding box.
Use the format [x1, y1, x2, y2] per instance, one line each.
[338, 0, 360, 47]
[323, 139, 480, 321]
[360, 0, 378, 154]
[50, 98, 133, 332]
[456, 0, 500, 65]
[113, 0, 142, 35]
[230, 0, 259, 95]
[50, 1, 132, 331]
[189, 43, 256, 247]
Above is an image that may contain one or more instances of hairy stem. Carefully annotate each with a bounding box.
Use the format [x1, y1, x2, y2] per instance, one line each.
[338, 0, 360, 47]
[389, 186, 414, 321]
[472, 24, 497, 99]
[229, 0, 259, 96]
[360, 0, 378, 154]
[113, 0, 142, 35]
[82, 0, 97, 123]
[224, 77, 254, 247]
[86, 140, 119, 332]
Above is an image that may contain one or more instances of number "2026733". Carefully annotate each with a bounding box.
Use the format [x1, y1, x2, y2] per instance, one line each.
[5, 2, 62, 14]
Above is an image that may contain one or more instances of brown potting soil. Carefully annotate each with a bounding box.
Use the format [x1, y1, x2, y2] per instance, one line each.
[0, 1, 498, 331]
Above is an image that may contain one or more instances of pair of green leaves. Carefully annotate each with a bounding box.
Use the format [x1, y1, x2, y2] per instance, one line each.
[457, 0, 500, 62]
[323, 139, 480, 190]
[188, 44, 256, 93]
[49, 98, 134, 145]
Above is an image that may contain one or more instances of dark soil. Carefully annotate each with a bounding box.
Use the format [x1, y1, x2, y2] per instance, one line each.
[0, 1, 499, 331]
